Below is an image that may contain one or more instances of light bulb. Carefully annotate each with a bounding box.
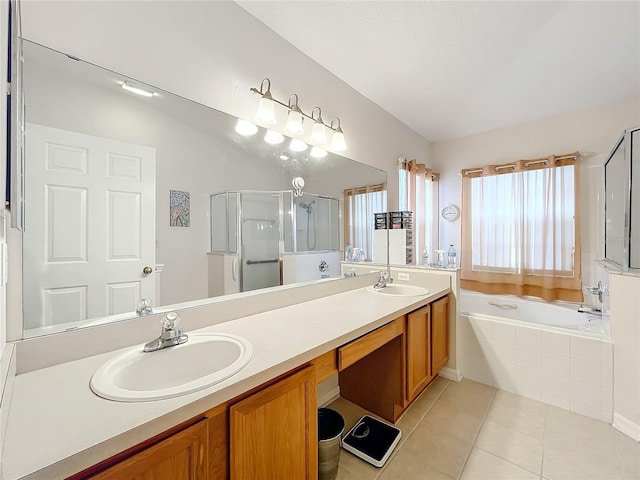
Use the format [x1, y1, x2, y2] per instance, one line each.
[289, 139, 308, 152]
[330, 130, 347, 151]
[310, 146, 327, 158]
[309, 121, 327, 144]
[235, 119, 258, 136]
[254, 97, 277, 125]
[284, 110, 304, 136]
[264, 130, 284, 145]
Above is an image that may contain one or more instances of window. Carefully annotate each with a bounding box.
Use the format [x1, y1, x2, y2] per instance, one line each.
[344, 184, 387, 261]
[398, 159, 439, 262]
[461, 154, 582, 302]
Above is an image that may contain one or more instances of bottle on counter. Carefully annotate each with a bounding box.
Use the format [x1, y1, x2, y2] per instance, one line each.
[422, 248, 429, 266]
[447, 244, 457, 268]
[345, 243, 353, 261]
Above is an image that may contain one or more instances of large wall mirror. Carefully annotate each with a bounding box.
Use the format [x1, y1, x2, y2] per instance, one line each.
[16, 40, 387, 339]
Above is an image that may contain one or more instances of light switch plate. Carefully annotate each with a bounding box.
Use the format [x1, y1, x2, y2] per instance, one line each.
[398, 272, 410, 281]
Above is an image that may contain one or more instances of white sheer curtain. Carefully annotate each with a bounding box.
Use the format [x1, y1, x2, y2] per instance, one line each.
[461, 154, 582, 302]
[399, 159, 438, 263]
[470, 166, 575, 274]
[345, 185, 387, 261]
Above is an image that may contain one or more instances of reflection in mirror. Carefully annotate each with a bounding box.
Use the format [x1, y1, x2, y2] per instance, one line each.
[19, 40, 387, 338]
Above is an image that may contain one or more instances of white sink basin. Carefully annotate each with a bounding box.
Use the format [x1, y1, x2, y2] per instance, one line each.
[90, 333, 253, 402]
[367, 284, 430, 296]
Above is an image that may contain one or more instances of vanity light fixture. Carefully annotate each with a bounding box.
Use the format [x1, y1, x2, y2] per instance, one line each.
[264, 130, 285, 145]
[330, 118, 347, 152]
[310, 146, 327, 159]
[250, 77, 347, 152]
[289, 138, 308, 152]
[121, 81, 155, 97]
[253, 78, 277, 126]
[284, 94, 305, 136]
[235, 119, 258, 136]
[309, 107, 327, 145]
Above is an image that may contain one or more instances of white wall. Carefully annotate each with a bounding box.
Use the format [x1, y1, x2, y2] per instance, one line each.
[20, 1, 431, 211]
[610, 273, 640, 439]
[431, 98, 640, 290]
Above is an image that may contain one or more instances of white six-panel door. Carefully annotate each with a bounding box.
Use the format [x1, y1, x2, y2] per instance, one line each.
[24, 124, 156, 328]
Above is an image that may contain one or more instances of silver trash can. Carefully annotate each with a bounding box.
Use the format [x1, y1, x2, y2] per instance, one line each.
[318, 408, 345, 480]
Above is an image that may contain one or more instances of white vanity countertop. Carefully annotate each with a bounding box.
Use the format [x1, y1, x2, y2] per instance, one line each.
[2, 284, 449, 480]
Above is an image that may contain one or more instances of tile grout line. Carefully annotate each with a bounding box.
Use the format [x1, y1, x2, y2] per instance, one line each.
[455, 387, 498, 480]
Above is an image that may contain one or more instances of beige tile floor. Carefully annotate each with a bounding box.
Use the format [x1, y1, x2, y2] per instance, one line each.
[328, 377, 640, 480]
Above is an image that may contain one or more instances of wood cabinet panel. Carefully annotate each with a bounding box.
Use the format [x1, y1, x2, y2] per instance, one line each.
[89, 420, 208, 480]
[312, 349, 338, 383]
[431, 296, 450, 375]
[338, 318, 403, 371]
[406, 305, 433, 403]
[230, 365, 317, 480]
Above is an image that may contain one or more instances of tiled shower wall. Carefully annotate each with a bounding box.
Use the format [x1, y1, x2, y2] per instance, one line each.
[459, 315, 613, 422]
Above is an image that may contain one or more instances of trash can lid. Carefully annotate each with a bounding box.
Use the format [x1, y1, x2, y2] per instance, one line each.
[318, 408, 345, 440]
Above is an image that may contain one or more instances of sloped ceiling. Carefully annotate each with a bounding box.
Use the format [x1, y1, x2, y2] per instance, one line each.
[237, 1, 639, 142]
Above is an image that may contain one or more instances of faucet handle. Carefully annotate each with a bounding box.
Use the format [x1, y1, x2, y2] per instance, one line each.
[162, 312, 180, 332]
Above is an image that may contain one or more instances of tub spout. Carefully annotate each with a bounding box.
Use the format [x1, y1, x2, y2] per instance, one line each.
[578, 305, 602, 316]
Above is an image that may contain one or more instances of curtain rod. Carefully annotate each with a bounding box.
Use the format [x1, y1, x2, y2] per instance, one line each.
[463, 152, 579, 177]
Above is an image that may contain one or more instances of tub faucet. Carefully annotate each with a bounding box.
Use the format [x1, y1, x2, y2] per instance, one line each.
[578, 305, 603, 316]
[373, 270, 393, 289]
[136, 298, 153, 316]
[143, 312, 189, 352]
[583, 281, 605, 304]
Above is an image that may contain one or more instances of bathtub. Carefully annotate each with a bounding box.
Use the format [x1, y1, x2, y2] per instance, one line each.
[458, 290, 613, 423]
[459, 290, 609, 336]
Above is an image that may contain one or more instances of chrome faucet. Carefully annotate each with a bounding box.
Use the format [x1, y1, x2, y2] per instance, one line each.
[136, 298, 153, 316]
[373, 270, 393, 289]
[583, 280, 606, 304]
[143, 312, 189, 352]
[344, 268, 356, 278]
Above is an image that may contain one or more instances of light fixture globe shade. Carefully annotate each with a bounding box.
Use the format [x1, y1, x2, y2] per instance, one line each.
[254, 97, 277, 125]
[264, 130, 284, 145]
[289, 139, 308, 152]
[235, 119, 258, 136]
[309, 121, 327, 145]
[310, 146, 327, 159]
[330, 130, 347, 151]
[284, 110, 304, 136]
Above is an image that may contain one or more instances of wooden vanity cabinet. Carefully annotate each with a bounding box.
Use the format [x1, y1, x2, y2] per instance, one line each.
[430, 295, 450, 375]
[88, 419, 208, 480]
[78, 366, 317, 480]
[406, 295, 450, 403]
[230, 365, 317, 480]
[339, 293, 451, 422]
[406, 305, 433, 403]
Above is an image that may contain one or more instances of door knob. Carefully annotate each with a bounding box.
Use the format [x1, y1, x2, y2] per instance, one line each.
[143, 266, 153, 275]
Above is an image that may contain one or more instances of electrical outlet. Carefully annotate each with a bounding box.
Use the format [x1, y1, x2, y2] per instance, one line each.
[398, 272, 410, 281]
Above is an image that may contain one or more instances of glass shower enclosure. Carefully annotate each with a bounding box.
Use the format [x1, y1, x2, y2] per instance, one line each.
[209, 190, 340, 295]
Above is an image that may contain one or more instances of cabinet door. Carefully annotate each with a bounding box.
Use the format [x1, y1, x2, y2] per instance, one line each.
[431, 296, 450, 375]
[230, 365, 317, 480]
[406, 305, 432, 402]
[89, 420, 208, 480]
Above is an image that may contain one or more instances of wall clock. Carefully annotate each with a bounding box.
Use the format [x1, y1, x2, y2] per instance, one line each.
[441, 204, 460, 222]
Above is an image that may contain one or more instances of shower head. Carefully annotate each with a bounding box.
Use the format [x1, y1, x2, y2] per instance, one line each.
[299, 200, 315, 212]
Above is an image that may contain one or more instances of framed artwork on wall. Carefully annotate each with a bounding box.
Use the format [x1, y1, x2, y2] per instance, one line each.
[170, 190, 190, 227]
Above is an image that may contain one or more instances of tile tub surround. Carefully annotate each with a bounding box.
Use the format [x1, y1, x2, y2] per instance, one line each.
[2, 284, 450, 480]
[331, 378, 638, 480]
[459, 314, 613, 423]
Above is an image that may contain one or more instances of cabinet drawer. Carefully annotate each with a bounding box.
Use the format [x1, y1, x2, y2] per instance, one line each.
[338, 318, 403, 371]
